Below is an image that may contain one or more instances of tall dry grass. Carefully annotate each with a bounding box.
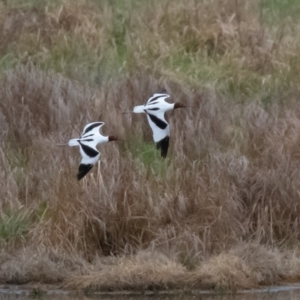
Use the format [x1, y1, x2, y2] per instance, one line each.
[0, 0, 300, 292]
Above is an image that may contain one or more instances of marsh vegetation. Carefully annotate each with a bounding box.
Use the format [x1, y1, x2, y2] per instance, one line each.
[0, 0, 300, 292]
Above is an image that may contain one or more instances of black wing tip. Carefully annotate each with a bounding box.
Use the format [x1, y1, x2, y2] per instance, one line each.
[77, 164, 94, 180]
[156, 136, 169, 158]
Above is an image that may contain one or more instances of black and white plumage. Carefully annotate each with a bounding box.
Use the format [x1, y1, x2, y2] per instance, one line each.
[133, 93, 186, 158]
[68, 122, 118, 180]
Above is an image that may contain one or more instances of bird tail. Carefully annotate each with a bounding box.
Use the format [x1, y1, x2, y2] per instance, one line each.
[68, 139, 79, 146]
[133, 105, 145, 113]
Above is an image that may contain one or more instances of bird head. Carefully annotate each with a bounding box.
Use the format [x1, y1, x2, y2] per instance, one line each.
[174, 102, 191, 109]
[108, 135, 119, 142]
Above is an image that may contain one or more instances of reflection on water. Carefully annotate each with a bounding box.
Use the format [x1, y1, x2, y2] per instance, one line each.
[0, 286, 300, 300]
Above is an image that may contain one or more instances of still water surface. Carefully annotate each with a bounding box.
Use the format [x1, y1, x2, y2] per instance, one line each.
[1, 285, 300, 300]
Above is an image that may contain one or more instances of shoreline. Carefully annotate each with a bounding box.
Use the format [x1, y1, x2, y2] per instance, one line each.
[1, 283, 300, 297]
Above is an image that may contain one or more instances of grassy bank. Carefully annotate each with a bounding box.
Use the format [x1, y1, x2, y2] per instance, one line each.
[0, 0, 300, 292]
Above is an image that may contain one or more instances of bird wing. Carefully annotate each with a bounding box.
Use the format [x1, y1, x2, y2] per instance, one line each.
[147, 93, 170, 105]
[146, 111, 170, 142]
[81, 122, 105, 137]
[77, 141, 100, 180]
[156, 136, 169, 158]
[77, 164, 94, 181]
[146, 112, 170, 158]
[78, 141, 100, 165]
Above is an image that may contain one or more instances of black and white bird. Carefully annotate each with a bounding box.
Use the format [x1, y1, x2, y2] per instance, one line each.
[132, 92, 187, 158]
[68, 122, 118, 180]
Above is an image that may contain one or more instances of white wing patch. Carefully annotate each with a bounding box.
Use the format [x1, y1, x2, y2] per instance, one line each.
[146, 112, 170, 142]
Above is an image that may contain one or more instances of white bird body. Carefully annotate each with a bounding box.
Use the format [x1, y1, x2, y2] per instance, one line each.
[68, 122, 117, 180]
[133, 93, 184, 158]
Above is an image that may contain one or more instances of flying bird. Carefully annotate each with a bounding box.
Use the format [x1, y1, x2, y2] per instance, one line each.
[132, 92, 188, 158]
[68, 122, 118, 180]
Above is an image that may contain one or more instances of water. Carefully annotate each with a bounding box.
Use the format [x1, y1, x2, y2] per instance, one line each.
[0, 285, 300, 300]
